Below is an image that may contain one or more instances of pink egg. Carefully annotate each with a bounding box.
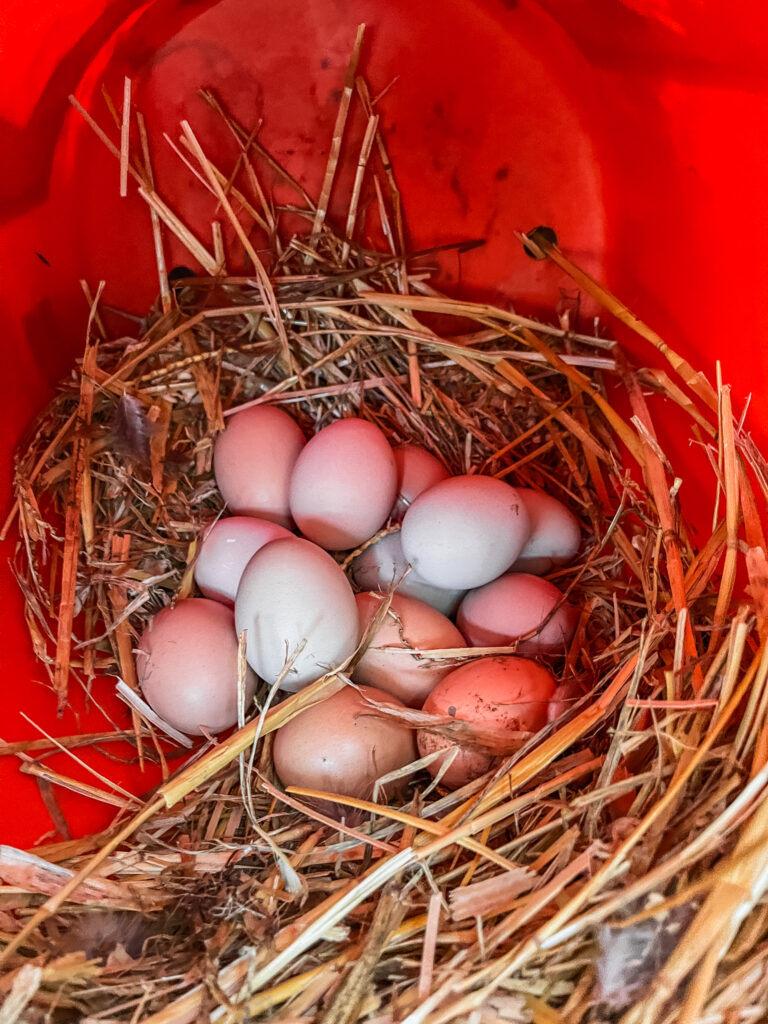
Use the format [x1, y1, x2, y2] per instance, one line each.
[353, 592, 466, 707]
[273, 684, 416, 819]
[401, 475, 531, 589]
[417, 656, 555, 789]
[137, 599, 257, 736]
[513, 489, 582, 575]
[213, 406, 306, 527]
[194, 517, 292, 604]
[457, 573, 577, 655]
[289, 418, 397, 550]
[391, 445, 450, 519]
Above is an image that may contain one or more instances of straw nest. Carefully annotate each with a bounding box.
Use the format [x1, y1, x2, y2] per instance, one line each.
[4, 28, 768, 1024]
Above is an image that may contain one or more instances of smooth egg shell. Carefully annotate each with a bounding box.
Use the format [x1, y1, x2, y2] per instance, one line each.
[513, 488, 581, 575]
[289, 417, 397, 550]
[213, 406, 305, 527]
[417, 656, 555, 788]
[391, 445, 450, 519]
[401, 475, 531, 589]
[235, 537, 358, 691]
[457, 572, 577, 655]
[348, 531, 465, 616]
[547, 679, 584, 723]
[273, 684, 416, 819]
[194, 516, 292, 604]
[137, 599, 257, 736]
[353, 592, 466, 707]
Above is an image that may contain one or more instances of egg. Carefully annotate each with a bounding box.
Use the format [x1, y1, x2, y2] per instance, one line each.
[457, 573, 577, 655]
[288, 417, 397, 549]
[547, 679, 584, 723]
[513, 488, 581, 575]
[400, 475, 531, 589]
[348, 531, 465, 616]
[213, 406, 305, 527]
[391, 445, 450, 519]
[194, 516, 292, 604]
[272, 684, 417, 818]
[417, 656, 556, 788]
[137, 598, 258, 736]
[353, 592, 466, 707]
[235, 537, 358, 691]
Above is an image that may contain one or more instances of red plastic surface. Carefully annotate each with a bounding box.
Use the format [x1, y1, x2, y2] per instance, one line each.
[2, 0, 768, 846]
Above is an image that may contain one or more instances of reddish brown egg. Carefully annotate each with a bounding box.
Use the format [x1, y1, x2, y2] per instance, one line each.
[417, 656, 555, 789]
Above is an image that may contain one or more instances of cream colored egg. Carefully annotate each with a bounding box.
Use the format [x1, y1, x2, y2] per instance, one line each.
[137, 599, 257, 736]
[273, 684, 416, 820]
[354, 592, 466, 707]
[401, 475, 531, 589]
[457, 572, 577, 655]
[417, 656, 555, 789]
[194, 517, 292, 604]
[513, 488, 581, 574]
[348, 531, 465, 616]
[234, 537, 358, 691]
[213, 406, 305, 527]
[391, 445, 450, 519]
[289, 418, 397, 550]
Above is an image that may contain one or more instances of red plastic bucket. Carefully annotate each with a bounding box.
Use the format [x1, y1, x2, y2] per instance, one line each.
[2, 0, 767, 847]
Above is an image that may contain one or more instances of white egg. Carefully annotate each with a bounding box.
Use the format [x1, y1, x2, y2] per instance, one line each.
[401, 475, 531, 589]
[213, 406, 306, 527]
[194, 516, 292, 605]
[348, 531, 465, 616]
[137, 599, 258, 736]
[289, 418, 397, 550]
[353, 592, 466, 707]
[235, 537, 359, 691]
[457, 572, 577, 655]
[391, 445, 450, 519]
[513, 489, 582, 574]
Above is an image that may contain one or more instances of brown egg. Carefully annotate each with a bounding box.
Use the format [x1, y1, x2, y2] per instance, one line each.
[353, 592, 466, 707]
[272, 685, 416, 818]
[137, 599, 258, 736]
[417, 656, 555, 789]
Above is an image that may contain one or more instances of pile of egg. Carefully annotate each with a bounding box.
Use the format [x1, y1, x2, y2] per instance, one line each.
[137, 406, 583, 802]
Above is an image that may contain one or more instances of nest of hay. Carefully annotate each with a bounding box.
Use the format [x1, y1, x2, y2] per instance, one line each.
[3, 28, 768, 1024]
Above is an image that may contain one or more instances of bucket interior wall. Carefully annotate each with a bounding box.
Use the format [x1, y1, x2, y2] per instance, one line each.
[2, 0, 767, 846]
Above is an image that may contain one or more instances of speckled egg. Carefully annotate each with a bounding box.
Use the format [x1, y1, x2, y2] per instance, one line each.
[417, 656, 555, 788]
